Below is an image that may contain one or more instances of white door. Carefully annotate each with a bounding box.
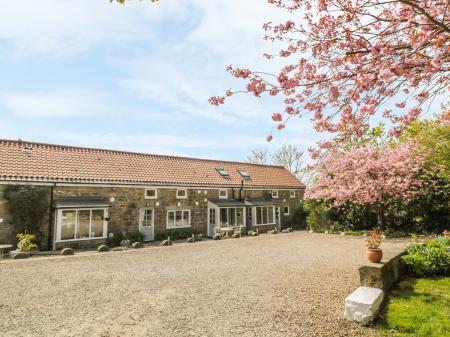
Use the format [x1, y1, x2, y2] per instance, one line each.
[275, 207, 281, 229]
[139, 208, 154, 241]
[207, 208, 217, 237]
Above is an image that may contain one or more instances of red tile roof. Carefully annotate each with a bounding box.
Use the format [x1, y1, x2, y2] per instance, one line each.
[0, 140, 305, 188]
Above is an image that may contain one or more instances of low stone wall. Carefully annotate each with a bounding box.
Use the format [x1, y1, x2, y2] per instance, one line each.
[359, 250, 406, 292]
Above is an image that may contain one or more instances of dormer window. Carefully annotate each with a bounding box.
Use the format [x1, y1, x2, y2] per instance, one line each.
[216, 168, 230, 179]
[237, 169, 251, 180]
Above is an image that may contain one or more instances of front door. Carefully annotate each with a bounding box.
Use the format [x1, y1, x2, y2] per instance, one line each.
[275, 207, 281, 229]
[139, 208, 154, 241]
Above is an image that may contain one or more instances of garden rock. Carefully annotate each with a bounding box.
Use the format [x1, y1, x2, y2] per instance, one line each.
[60, 248, 74, 256]
[247, 231, 257, 236]
[160, 240, 172, 246]
[112, 246, 129, 251]
[344, 286, 384, 325]
[97, 245, 110, 252]
[10, 250, 29, 259]
[268, 229, 279, 234]
[186, 237, 195, 243]
[132, 242, 144, 249]
[213, 233, 222, 240]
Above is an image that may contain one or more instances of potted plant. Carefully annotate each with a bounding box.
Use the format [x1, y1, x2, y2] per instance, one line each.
[365, 229, 383, 263]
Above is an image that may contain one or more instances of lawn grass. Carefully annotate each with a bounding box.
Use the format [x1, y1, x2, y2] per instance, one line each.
[376, 277, 450, 337]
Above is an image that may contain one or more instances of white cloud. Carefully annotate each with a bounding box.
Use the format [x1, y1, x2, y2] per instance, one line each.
[0, 0, 179, 57]
[0, 90, 111, 118]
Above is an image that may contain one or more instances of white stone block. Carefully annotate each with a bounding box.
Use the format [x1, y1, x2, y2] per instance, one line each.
[344, 287, 384, 325]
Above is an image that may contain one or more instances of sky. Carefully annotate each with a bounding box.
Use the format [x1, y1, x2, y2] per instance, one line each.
[0, 1, 445, 163]
[0, 0, 320, 162]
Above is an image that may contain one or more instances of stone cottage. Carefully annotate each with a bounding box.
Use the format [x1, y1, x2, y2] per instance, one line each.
[0, 140, 305, 250]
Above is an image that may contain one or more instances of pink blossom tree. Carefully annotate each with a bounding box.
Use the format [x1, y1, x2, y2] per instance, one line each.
[305, 141, 426, 230]
[210, 0, 450, 142]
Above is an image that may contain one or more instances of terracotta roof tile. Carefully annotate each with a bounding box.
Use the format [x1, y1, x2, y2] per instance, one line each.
[0, 139, 305, 188]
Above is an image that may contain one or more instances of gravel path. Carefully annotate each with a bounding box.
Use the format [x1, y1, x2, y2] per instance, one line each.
[0, 232, 406, 337]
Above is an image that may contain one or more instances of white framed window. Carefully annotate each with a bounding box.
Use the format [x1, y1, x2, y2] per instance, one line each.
[255, 206, 275, 225]
[219, 207, 244, 227]
[284, 206, 290, 215]
[176, 188, 188, 199]
[166, 210, 191, 229]
[290, 190, 296, 198]
[56, 208, 108, 242]
[144, 188, 157, 199]
[219, 189, 228, 199]
[139, 208, 154, 227]
[272, 190, 279, 198]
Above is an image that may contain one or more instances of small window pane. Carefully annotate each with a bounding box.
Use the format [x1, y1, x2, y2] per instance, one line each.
[262, 207, 268, 224]
[290, 190, 295, 198]
[236, 208, 244, 226]
[91, 210, 105, 238]
[268, 207, 274, 223]
[177, 189, 186, 198]
[175, 211, 183, 226]
[168, 211, 175, 227]
[284, 207, 289, 215]
[183, 211, 190, 226]
[61, 210, 76, 240]
[256, 207, 262, 225]
[146, 189, 156, 198]
[229, 208, 236, 226]
[76, 210, 90, 239]
[209, 209, 216, 225]
[220, 208, 228, 226]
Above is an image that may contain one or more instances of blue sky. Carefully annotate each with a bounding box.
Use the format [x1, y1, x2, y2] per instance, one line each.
[0, 0, 320, 162]
[0, 1, 445, 162]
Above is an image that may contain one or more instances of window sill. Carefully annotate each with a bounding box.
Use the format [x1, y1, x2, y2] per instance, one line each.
[56, 237, 107, 243]
[166, 225, 191, 230]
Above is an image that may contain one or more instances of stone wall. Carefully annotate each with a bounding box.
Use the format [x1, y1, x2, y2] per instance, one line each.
[0, 183, 304, 250]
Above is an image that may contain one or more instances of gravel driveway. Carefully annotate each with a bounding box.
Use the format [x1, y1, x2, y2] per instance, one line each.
[0, 232, 406, 337]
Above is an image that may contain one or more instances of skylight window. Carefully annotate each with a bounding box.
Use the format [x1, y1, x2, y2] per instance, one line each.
[237, 170, 251, 180]
[216, 168, 230, 179]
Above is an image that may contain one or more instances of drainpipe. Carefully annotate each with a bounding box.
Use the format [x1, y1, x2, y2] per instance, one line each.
[47, 183, 55, 251]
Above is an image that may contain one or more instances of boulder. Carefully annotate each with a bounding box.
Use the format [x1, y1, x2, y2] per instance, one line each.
[247, 231, 257, 236]
[186, 237, 195, 243]
[269, 229, 279, 234]
[10, 250, 29, 259]
[281, 229, 290, 233]
[344, 287, 384, 325]
[97, 245, 110, 252]
[213, 233, 222, 240]
[160, 240, 172, 246]
[231, 233, 240, 238]
[132, 242, 144, 249]
[112, 246, 129, 251]
[60, 248, 74, 256]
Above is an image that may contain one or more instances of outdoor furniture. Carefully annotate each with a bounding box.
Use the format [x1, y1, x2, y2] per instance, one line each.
[0, 244, 13, 259]
[220, 227, 235, 239]
[233, 226, 243, 238]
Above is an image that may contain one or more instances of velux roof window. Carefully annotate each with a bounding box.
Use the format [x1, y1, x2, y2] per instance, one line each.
[216, 168, 230, 179]
[237, 170, 251, 180]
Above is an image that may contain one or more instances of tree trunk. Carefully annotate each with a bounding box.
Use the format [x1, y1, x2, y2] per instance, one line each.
[377, 203, 385, 232]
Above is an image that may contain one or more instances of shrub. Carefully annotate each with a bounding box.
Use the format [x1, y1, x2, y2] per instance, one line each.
[304, 199, 343, 232]
[125, 229, 145, 243]
[4, 185, 50, 235]
[284, 203, 308, 229]
[107, 231, 124, 247]
[402, 237, 450, 277]
[16, 233, 38, 252]
[155, 228, 198, 241]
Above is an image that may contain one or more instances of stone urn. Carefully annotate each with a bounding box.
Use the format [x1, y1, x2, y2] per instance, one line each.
[366, 248, 383, 263]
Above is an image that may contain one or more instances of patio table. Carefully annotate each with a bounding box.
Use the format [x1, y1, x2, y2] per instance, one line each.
[0, 244, 13, 259]
[219, 227, 235, 239]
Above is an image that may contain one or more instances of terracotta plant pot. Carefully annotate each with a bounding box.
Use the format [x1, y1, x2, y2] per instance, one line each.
[366, 248, 383, 263]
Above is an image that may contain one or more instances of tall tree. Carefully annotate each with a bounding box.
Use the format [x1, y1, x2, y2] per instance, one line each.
[247, 148, 269, 165]
[305, 142, 426, 230]
[210, 0, 450, 143]
[271, 144, 305, 177]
